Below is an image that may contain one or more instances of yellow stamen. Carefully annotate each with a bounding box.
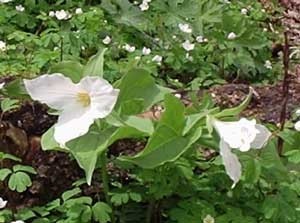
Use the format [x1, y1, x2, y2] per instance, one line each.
[77, 91, 91, 107]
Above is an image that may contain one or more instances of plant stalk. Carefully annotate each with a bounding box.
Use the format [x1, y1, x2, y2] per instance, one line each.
[277, 31, 290, 156]
[100, 152, 116, 223]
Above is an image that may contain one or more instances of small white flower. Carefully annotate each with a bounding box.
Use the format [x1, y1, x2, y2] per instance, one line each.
[15, 5, 25, 12]
[55, 10, 71, 20]
[102, 36, 111, 45]
[152, 55, 162, 63]
[75, 8, 83, 14]
[24, 74, 119, 145]
[178, 23, 192, 33]
[261, 9, 266, 13]
[182, 40, 195, 51]
[172, 35, 177, 39]
[241, 8, 248, 15]
[0, 82, 5, 89]
[123, 44, 135, 52]
[264, 60, 272, 69]
[49, 11, 55, 17]
[135, 56, 141, 60]
[0, 40, 6, 51]
[154, 37, 160, 42]
[10, 221, 25, 223]
[174, 93, 181, 99]
[203, 215, 215, 223]
[263, 28, 268, 32]
[0, 0, 12, 3]
[139, 2, 149, 11]
[213, 118, 271, 187]
[0, 197, 7, 209]
[144, 0, 151, 2]
[133, 1, 139, 5]
[227, 32, 237, 40]
[142, 47, 151, 55]
[295, 109, 300, 116]
[196, 35, 204, 43]
[81, 46, 85, 50]
[185, 53, 193, 61]
[295, 121, 300, 131]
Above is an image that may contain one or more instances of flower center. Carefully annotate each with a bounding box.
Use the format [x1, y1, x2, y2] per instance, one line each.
[77, 91, 91, 107]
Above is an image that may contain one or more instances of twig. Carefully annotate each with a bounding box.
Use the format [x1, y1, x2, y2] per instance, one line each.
[277, 31, 290, 156]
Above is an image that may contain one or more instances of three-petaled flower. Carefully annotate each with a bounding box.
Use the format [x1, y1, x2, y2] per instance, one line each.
[213, 118, 271, 187]
[24, 74, 119, 146]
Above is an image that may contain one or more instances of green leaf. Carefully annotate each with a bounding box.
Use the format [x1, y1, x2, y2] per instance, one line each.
[13, 165, 36, 174]
[244, 158, 261, 183]
[41, 127, 67, 152]
[8, 172, 32, 192]
[160, 94, 185, 135]
[83, 48, 107, 78]
[0, 152, 21, 162]
[92, 202, 112, 223]
[1, 98, 19, 113]
[50, 61, 83, 82]
[215, 87, 253, 118]
[129, 192, 142, 202]
[284, 150, 300, 164]
[111, 193, 129, 206]
[0, 168, 12, 181]
[62, 187, 82, 202]
[116, 68, 170, 114]
[2, 79, 29, 98]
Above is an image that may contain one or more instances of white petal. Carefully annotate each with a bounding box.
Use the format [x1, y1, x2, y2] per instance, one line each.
[251, 124, 271, 149]
[24, 73, 79, 110]
[213, 120, 242, 148]
[220, 139, 242, 188]
[295, 121, 300, 131]
[54, 105, 94, 145]
[0, 197, 7, 209]
[78, 76, 119, 118]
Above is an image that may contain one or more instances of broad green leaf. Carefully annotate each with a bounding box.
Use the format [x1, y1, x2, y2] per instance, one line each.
[115, 68, 169, 114]
[83, 48, 107, 78]
[41, 127, 67, 152]
[244, 158, 261, 183]
[50, 61, 83, 82]
[1, 98, 19, 113]
[160, 94, 185, 135]
[8, 172, 32, 192]
[92, 202, 112, 223]
[111, 193, 129, 206]
[2, 79, 29, 98]
[0, 168, 12, 181]
[284, 150, 300, 164]
[0, 152, 21, 162]
[183, 113, 206, 135]
[215, 87, 253, 118]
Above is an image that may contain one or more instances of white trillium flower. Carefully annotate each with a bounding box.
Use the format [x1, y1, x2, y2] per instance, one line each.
[227, 32, 237, 40]
[123, 44, 136, 52]
[213, 118, 271, 187]
[241, 8, 248, 15]
[75, 8, 83, 14]
[102, 36, 111, 45]
[295, 109, 300, 116]
[0, 197, 7, 209]
[24, 74, 119, 145]
[178, 23, 192, 33]
[55, 10, 71, 20]
[203, 214, 215, 223]
[182, 40, 195, 51]
[152, 55, 162, 63]
[0, 0, 12, 3]
[0, 40, 6, 51]
[11, 221, 25, 223]
[264, 60, 272, 69]
[15, 4, 25, 12]
[142, 47, 151, 55]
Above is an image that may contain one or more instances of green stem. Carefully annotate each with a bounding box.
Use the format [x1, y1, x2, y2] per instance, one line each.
[100, 152, 116, 223]
[146, 200, 155, 223]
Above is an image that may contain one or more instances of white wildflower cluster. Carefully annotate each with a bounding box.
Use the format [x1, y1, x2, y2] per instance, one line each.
[264, 60, 272, 69]
[241, 8, 248, 15]
[203, 215, 215, 223]
[123, 44, 136, 52]
[139, 0, 151, 11]
[142, 46, 151, 55]
[178, 23, 192, 33]
[49, 9, 72, 20]
[15, 4, 25, 12]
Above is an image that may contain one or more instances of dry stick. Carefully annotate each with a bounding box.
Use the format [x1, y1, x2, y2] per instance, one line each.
[277, 31, 290, 156]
